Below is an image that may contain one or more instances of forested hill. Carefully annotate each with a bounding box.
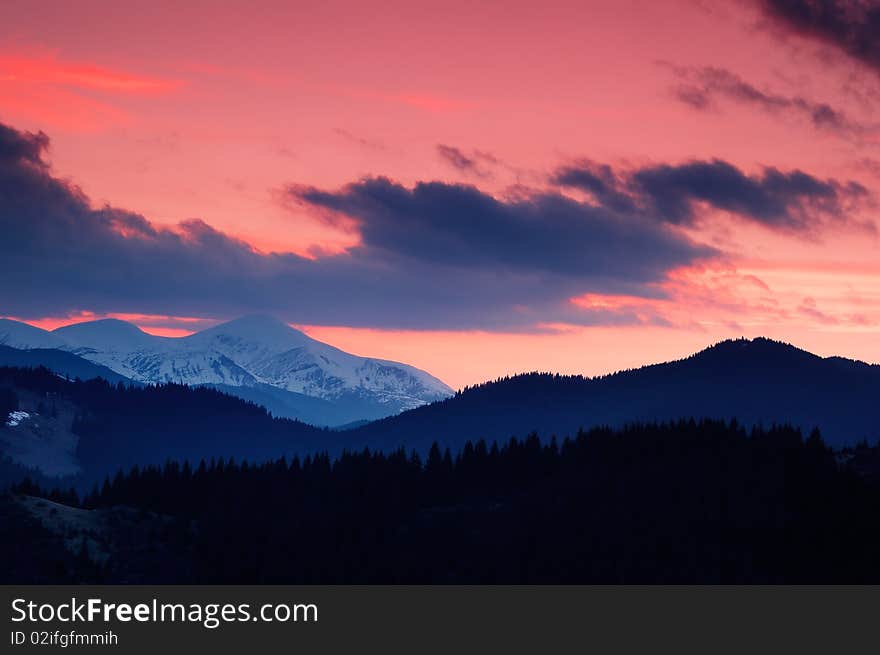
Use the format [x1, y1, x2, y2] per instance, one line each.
[3, 337, 878, 485]
[9, 420, 880, 583]
[0, 366, 329, 484]
[344, 338, 880, 453]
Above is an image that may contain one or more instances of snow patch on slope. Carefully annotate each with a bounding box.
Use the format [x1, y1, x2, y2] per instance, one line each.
[5, 411, 30, 427]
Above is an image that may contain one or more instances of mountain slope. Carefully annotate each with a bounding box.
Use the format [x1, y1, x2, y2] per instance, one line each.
[0, 316, 453, 426]
[0, 344, 134, 385]
[343, 337, 880, 451]
[0, 366, 328, 485]
[205, 382, 404, 427]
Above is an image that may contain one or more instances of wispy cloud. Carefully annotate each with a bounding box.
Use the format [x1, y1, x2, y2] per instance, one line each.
[333, 128, 384, 151]
[661, 62, 877, 142]
[436, 144, 498, 178]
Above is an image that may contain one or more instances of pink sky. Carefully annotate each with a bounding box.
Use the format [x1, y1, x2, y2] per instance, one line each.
[2, 0, 880, 388]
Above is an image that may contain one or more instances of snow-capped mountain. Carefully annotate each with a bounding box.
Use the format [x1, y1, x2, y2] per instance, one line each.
[0, 316, 453, 425]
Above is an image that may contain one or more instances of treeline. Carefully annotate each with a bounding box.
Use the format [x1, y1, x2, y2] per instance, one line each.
[0, 387, 17, 417]
[0, 455, 71, 491]
[14, 419, 880, 583]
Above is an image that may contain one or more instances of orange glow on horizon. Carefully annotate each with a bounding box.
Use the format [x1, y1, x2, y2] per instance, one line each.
[6, 313, 211, 338]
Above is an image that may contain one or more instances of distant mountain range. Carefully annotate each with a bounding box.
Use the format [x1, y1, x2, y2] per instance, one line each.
[0, 316, 453, 426]
[342, 337, 880, 452]
[1, 333, 878, 486]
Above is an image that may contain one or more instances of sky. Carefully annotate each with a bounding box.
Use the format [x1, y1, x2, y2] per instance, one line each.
[2, 0, 880, 389]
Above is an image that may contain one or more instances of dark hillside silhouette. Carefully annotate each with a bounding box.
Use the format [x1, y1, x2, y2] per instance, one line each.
[8, 420, 880, 583]
[0, 493, 100, 583]
[0, 366, 329, 484]
[1, 337, 877, 488]
[344, 338, 880, 453]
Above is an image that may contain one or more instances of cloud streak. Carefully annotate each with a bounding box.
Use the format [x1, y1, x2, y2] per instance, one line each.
[436, 144, 498, 178]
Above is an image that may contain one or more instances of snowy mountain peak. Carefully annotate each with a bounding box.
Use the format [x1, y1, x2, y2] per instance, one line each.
[190, 315, 313, 355]
[0, 316, 453, 425]
[214, 314, 299, 333]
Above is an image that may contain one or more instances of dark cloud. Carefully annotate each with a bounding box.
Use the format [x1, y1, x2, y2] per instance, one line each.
[632, 160, 867, 229]
[758, 0, 880, 73]
[291, 177, 710, 279]
[0, 125, 49, 164]
[664, 64, 871, 138]
[552, 161, 638, 214]
[0, 122, 713, 331]
[553, 157, 870, 231]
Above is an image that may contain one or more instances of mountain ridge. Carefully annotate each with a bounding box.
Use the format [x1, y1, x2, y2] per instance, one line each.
[0, 315, 453, 426]
[1, 335, 878, 485]
[341, 336, 879, 452]
[2, 322, 877, 451]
